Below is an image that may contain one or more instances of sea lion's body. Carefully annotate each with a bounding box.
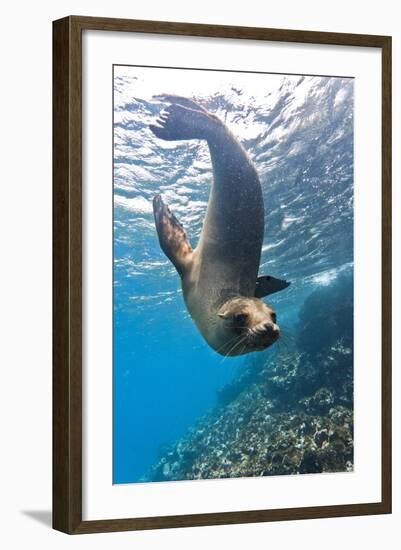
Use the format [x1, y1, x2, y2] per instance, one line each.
[181, 122, 264, 347]
[151, 95, 289, 356]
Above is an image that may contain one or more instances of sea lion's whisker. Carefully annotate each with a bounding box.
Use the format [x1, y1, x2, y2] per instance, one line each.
[215, 334, 247, 361]
[220, 338, 243, 361]
[274, 337, 293, 355]
[277, 330, 296, 349]
[219, 334, 248, 364]
[224, 334, 247, 359]
[214, 333, 242, 356]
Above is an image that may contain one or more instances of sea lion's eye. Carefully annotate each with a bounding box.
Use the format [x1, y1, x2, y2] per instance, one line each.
[271, 312, 277, 323]
[234, 313, 248, 326]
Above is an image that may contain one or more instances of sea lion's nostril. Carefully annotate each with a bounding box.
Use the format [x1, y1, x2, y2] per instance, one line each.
[263, 323, 280, 339]
[263, 323, 274, 335]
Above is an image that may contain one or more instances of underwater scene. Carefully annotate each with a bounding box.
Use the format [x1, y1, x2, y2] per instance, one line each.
[113, 66, 354, 484]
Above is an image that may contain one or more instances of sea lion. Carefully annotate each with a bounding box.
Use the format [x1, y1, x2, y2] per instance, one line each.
[150, 94, 290, 356]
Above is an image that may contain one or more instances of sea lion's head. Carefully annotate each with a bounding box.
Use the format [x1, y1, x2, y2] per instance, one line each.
[215, 297, 280, 356]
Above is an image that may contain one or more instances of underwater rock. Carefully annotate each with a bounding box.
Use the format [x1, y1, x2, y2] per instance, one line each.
[146, 394, 353, 481]
[314, 429, 329, 448]
[301, 387, 335, 415]
[297, 275, 353, 358]
[299, 450, 323, 474]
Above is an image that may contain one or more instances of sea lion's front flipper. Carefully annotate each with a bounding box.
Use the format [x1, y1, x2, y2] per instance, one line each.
[255, 275, 291, 298]
[153, 195, 193, 277]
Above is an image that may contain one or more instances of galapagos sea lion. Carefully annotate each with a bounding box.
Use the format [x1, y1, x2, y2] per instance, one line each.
[150, 94, 290, 356]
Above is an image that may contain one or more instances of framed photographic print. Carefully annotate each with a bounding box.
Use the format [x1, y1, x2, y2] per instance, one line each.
[53, 16, 392, 534]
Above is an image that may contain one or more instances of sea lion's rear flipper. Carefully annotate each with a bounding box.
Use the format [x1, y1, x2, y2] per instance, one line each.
[153, 94, 208, 114]
[150, 101, 216, 142]
[153, 195, 193, 277]
[255, 275, 291, 298]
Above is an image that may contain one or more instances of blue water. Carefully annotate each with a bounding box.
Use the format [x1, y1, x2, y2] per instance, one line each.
[113, 67, 353, 484]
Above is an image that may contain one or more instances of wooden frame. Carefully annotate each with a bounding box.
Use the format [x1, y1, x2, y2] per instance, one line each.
[53, 15, 392, 534]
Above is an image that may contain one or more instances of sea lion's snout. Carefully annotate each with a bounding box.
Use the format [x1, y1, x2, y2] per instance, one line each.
[249, 320, 280, 351]
[261, 322, 280, 341]
[257, 322, 280, 347]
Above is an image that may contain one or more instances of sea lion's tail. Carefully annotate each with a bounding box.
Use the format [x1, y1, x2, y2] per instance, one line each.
[150, 94, 220, 142]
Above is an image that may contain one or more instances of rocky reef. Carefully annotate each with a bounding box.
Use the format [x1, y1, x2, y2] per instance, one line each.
[145, 275, 354, 482]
